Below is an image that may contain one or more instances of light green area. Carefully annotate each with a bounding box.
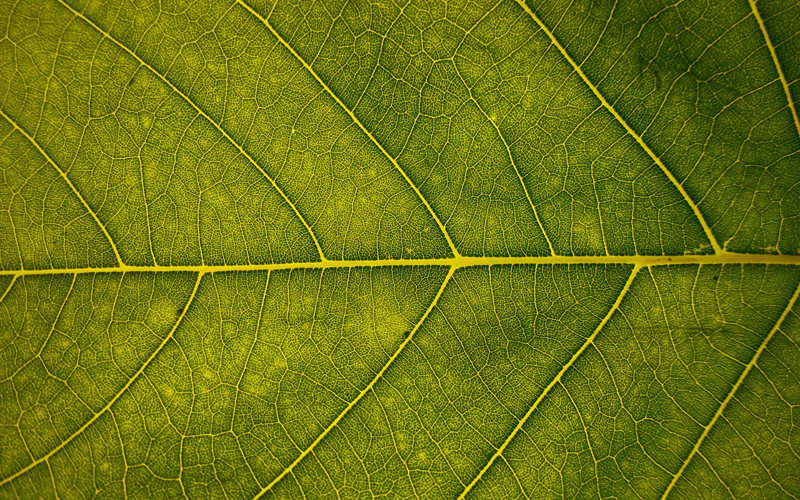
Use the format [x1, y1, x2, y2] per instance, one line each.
[1, 0, 799, 498]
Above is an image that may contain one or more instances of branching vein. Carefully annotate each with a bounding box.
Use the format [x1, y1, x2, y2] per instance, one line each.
[55, 0, 327, 262]
[0, 109, 124, 267]
[457, 264, 641, 498]
[749, 0, 800, 139]
[235, 0, 461, 258]
[254, 266, 455, 498]
[661, 280, 800, 498]
[0, 272, 203, 486]
[513, 0, 723, 254]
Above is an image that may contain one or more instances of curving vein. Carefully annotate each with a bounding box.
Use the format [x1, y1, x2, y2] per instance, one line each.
[0, 271, 203, 486]
[457, 263, 641, 499]
[254, 266, 455, 498]
[513, 0, 723, 255]
[661, 279, 800, 498]
[452, 64, 557, 256]
[0, 275, 17, 303]
[235, 0, 461, 259]
[54, 0, 326, 262]
[749, 0, 800, 139]
[1, 274, 76, 384]
[0, 109, 124, 267]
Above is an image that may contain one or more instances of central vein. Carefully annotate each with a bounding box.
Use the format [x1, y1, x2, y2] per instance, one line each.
[1, 253, 798, 276]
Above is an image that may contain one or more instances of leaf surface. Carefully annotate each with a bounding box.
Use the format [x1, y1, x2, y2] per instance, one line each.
[0, 0, 799, 498]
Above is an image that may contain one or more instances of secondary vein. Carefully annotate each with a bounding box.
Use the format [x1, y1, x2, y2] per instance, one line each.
[660, 279, 800, 498]
[513, 0, 723, 254]
[456, 264, 641, 499]
[235, 0, 461, 259]
[253, 266, 455, 498]
[749, 0, 800, 139]
[54, 0, 327, 262]
[0, 109, 124, 267]
[0, 271, 204, 487]
[0, 275, 17, 303]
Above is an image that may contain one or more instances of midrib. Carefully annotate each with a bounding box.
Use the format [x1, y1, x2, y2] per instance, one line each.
[2, 253, 799, 276]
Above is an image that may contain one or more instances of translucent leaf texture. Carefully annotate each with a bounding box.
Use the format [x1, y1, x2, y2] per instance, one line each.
[0, 0, 799, 498]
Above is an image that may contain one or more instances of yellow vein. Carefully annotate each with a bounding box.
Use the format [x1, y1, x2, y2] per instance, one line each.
[1, 253, 799, 277]
[451, 3, 555, 255]
[469, 89, 556, 255]
[254, 267, 455, 498]
[514, 0, 723, 254]
[236, 0, 461, 258]
[749, 0, 800, 138]
[661, 279, 800, 499]
[55, 0, 326, 262]
[458, 264, 640, 499]
[496, 122, 556, 256]
[0, 275, 17, 303]
[0, 271, 203, 487]
[0, 109, 124, 267]
[2, 273, 76, 384]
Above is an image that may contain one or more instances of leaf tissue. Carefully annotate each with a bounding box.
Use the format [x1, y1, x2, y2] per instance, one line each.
[1, 0, 799, 498]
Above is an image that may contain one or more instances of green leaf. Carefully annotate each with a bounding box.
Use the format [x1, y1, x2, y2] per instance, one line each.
[0, 0, 799, 498]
